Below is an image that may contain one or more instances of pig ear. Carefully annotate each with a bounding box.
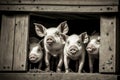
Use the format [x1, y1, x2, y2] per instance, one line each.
[29, 37, 40, 50]
[39, 39, 44, 49]
[97, 36, 101, 42]
[29, 37, 39, 44]
[79, 32, 89, 44]
[57, 21, 69, 34]
[34, 23, 46, 37]
[60, 34, 68, 42]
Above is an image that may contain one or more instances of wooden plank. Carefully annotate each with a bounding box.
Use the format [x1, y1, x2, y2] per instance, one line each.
[99, 16, 117, 73]
[0, 73, 118, 80]
[35, 73, 118, 80]
[0, 0, 118, 5]
[0, 15, 15, 71]
[0, 73, 35, 80]
[0, 5, 118, 12]
[13, 15, 29, 71]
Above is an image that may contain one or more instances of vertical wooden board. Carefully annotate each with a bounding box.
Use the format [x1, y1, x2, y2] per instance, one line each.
[0, 15, 15, 71]
[99, 16, 117, 73]
[13, 15, 29, 71]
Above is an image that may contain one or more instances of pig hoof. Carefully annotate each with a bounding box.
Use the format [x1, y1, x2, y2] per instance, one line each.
[29, 69, 33, 72]
[65, 68, 70, 73]
[65, 71, 69, 73]
[37, 69, 43, 73]
[65, 70, 70, 73]
[45, 68, 50, 72]
[78, 71, 82, 73]
[56, 68, 61, 73]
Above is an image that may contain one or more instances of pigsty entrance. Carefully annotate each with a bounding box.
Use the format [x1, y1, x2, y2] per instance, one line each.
[29, 13, 100, 73]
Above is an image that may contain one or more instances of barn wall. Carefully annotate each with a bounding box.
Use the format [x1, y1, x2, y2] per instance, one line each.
[0, 14, 29, 71]
[0, 73, 118, 80]
[0, 0, 118, 5]
[0, 0, 119, 80]
[99, 16, 119, 73]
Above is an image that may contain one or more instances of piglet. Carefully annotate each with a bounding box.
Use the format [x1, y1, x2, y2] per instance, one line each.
[34, 21, 69, 72]
[29, 37, 43, 72]
[64, 32, 89, 73]
[86, 34, 100, 73]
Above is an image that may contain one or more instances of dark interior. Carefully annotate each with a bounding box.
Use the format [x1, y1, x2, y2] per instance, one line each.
[29, 12, 100, 73]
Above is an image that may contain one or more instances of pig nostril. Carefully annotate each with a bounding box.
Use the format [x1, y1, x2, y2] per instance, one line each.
[47, 38, 52, 41]
[47, 38, 53, 43]
[30, 56, 36, 59]
[70, 48, 77, 54]
[92, 47, 96, 51]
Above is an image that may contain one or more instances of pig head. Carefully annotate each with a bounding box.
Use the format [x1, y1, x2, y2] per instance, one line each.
[29, 37, 44, 71]
[34, 21, 69, 72]
[64, 32, 89, 73]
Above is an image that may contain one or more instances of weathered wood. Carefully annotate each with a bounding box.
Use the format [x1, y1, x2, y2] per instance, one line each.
[13, 15, 29, 71]
[0, 5, 118, 12]
[0, 73, 35, 80]
[0, 15, 15, 71]
[0, 73, 118, 80]
[0, 0, 118, 5]
[99, 16, 118, 73]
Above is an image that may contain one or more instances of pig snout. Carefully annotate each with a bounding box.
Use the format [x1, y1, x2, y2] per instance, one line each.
[86, 46, 96, 53]
[29, 54, 38, 62]
[46, 36, 55, 45]
[69, 45, 79, 55]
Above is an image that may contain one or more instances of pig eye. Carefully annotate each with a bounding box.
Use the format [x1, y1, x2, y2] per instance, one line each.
[67, 41, 69, 44]
[97, 39, 100, 42]
[37, 48, 41, 52]
[96, 40, 100, 44]
[45, 32, 47, 36]
[96, 38, 100, 42]
[77, 41, 81, 45]
[55, 31, 60, 36]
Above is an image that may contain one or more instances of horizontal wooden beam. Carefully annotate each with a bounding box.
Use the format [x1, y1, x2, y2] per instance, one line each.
[0, 5, 118, 12]
[0, 73, 119, 80]
[0, 0, 118, 5]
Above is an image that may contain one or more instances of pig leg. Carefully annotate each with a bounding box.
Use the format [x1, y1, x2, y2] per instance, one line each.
[89, 54, 94, 73]
[56, 54, 63, 72]
[75, 60, 79, 72]
[29, 63, 33, 72]
[45, 52, 51, 72]
[64, 55, 70, 73]
[38, 61, 42, 69]
[29, 63, 32, 69]
[78, 53, 85, 73]
[37, 61, 42, 72]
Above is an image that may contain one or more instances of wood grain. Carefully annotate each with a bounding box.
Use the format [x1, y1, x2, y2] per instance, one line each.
[100, 16, 117, 73]
[0, 0, 118, 5]
[13, 15, 29, 71]
[0, 15, 15, 71]
[0, 73, 118, 80]
[0, 5, 118, 12]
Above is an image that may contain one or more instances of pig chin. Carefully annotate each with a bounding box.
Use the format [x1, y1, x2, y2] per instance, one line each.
[29, 57, 40, 63]
[87, 50, 99, 55]
[47, 42, 53, 46]
[46, 40, 56, 46]
[67, 51, 81, 58]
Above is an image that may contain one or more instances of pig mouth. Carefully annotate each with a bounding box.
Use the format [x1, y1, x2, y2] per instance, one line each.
[68, 50, 79, 56]
[47, 42, 54, 45]
[29, 55, 39, 63]
[86, 47, 97, 54]
[67, 51, 81, 60]
[30, 58, 39, 63]
[46, 40, 56, 46]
